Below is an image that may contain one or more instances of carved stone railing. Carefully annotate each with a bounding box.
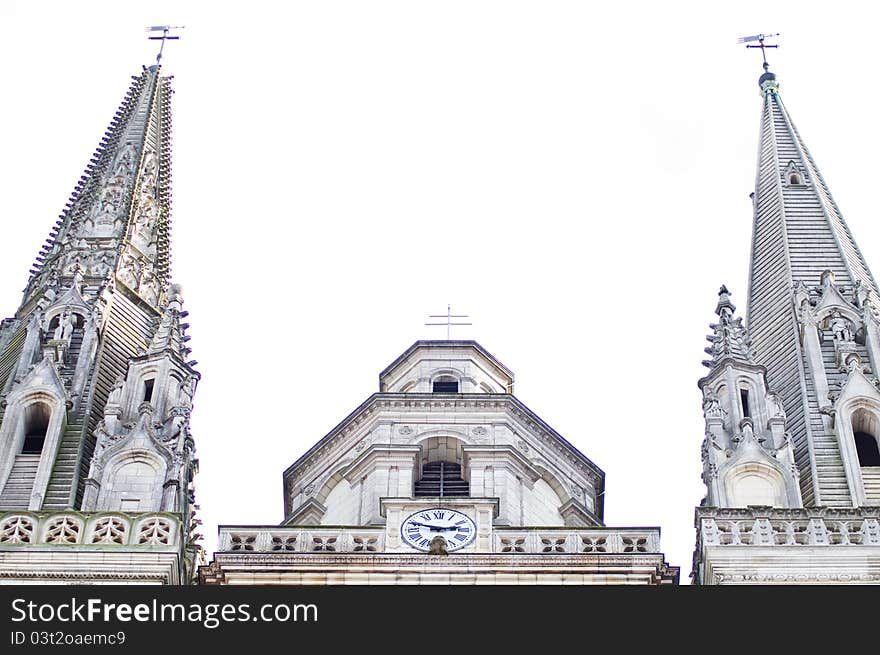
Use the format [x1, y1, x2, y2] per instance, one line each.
[492, 527, 660, 554]
[218, 526, 662, 554]
[0, 511, 182, 548]
[696, 507, 880, 547]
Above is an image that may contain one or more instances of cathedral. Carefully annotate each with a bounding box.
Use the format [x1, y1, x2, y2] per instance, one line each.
[0, 43, 878, 585]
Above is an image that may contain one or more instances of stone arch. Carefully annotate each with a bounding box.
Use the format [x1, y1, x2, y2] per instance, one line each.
[723, 462, 786, 507]
[413, 433, 469, 466]
[836, 395, 880, 505]
[0, 376, 68, 510]
[96, 450, 167, 512]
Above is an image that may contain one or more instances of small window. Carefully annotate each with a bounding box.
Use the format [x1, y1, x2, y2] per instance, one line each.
[855, 431, 880, 467]
[432, 376, 459, 393]
[143, 379, 155, 403]
[740, 389, 751, 418]
[789, 172, 803, 185]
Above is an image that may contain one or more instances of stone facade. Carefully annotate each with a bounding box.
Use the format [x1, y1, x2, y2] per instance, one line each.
[203, 341, 678, 585]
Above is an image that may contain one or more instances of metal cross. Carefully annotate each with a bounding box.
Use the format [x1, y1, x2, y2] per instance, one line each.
[425, 305, 472, 339]
[738, 33, 779, 71]
[147, 25, 184, 64]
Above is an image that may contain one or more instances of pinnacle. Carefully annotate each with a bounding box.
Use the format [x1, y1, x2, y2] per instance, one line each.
[702, 286, 755, 370]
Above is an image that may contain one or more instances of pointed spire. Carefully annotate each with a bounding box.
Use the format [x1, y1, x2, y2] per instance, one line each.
[19, 64, 175, 315]
[703, 286, 754, 371]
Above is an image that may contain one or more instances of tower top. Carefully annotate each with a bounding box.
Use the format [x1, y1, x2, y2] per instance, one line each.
[739, 32, 780, 92]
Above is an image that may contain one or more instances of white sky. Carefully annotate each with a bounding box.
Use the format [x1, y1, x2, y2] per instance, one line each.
[2, 1, 879, 583]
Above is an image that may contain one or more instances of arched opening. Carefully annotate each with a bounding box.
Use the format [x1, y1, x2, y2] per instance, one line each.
[851, 409, 880, 466]
[789, 172, 803, 185]
[855, 432, 880, 466]
[21, 403, 51, 454]
[432, 375, 459, 393]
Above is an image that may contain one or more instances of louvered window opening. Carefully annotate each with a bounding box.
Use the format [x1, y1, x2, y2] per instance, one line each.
[414, 461, 469, 497]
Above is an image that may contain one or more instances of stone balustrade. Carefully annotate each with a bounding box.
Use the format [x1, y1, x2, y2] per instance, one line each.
[218, 525, 662, 554]
[0, 511, 181, 548]
[696, 507, 880, 547]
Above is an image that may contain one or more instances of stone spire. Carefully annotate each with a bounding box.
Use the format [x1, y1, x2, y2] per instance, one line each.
[703, 285, 754, 372]
[19, 65, 174, 316]
[741, 64, 880, 506]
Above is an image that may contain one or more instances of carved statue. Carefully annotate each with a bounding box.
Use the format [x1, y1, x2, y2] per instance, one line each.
[138, 268, 160, 305]
[140, 151, 159, 188]
[767, 392, 786, 420]
[118, 252, 139, 289]
[114, 143, 136, 177]
[60, 311, 75, 341]
[53, 310, 75, 341]
[106, 372, 125, 408]
[428, 536, 448, 556]
[702, 391, 723, 420]
[179, 375, 196, 410]
[829, 311, 854, 342]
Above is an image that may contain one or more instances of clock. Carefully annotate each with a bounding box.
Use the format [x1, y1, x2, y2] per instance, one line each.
[400, 508, 477, 552]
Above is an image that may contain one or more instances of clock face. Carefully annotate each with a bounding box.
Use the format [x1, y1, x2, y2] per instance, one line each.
[400, 508, 477, 552]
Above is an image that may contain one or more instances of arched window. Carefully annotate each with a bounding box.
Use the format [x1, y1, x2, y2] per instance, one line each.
[414, 461, 469, 497]
[855, 432, 880, 466]
[789, 172, 803, 185]
[21, 403, 51, 454]
[851, 409, 880, 466]
[432, 375, 459, 393]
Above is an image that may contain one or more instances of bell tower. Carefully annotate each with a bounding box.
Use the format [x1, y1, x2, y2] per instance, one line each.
[0, 60, 200, 584]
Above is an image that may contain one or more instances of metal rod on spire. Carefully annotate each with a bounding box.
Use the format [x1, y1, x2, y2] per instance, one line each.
[425, 305, 472, 339]
[738, 33, 780, 71]
[146, 25, 184, 64]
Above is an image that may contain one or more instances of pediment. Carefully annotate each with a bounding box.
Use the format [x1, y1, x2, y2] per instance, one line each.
[9, 356, 68, 402]
[814, 285, 859, 324]
[44, 281, 92, 320]
[836, 362, 880, 406]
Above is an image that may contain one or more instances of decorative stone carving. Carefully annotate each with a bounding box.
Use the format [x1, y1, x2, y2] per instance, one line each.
[0, 516, 34, 544]
[702, 391, 723, 420]
[117, 252, 140, 290]
[138, 267, 160, 305]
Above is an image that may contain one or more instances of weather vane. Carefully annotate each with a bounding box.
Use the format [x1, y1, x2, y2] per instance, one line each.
[146, 25, 184, 64]
[738, 33, 779, 71]
[425, 305, 472, 339]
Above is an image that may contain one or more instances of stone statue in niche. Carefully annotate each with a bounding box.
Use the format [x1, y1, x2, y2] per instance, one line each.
[55, 311, 76, 342]
[134, 194, 158, 240]
[138, 268, 160, 305]
[114, 143, 136, 178]
[829, 311, 854, 342]
[140, 151, 159, 189]
[117, 252, 139, 290]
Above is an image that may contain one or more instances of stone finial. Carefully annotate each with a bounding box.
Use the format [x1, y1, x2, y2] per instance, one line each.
[703, 286, 755, 370]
